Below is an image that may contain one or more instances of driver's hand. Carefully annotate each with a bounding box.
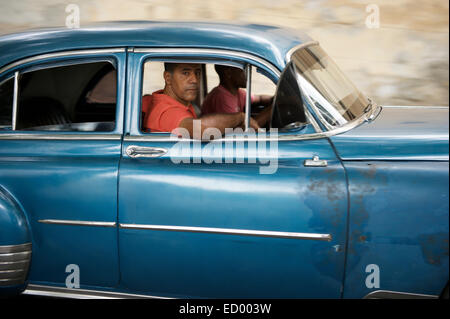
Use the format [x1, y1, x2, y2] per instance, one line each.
[249, 117, 260, 130]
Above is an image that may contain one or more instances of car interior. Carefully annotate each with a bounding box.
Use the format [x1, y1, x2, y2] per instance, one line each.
[1, 60, 118, 132]
[140, 61, 278, 133]
[0, 59, 311, 134]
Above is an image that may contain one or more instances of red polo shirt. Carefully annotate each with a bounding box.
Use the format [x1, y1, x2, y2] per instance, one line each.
[142, 90, 197, 132]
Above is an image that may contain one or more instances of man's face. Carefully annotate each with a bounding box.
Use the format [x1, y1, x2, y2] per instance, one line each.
[165, 63, 201, 105]
[230, 67, 247, 88]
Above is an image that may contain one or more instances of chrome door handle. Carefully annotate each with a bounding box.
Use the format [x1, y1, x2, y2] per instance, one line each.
[126, 146, 168, 158]
[304, 156, 328, 167]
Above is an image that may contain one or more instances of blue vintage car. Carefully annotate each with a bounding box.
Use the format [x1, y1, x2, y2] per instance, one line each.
[0, 21, 448, 299]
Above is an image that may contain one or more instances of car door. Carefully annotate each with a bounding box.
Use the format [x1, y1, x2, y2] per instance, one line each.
[0, 49, 126, 288]
[118, 50, 348, 298]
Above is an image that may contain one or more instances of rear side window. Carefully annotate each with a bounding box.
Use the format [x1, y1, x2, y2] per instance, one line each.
[1, 60, 117, 132]
[0, 77, 13, 129]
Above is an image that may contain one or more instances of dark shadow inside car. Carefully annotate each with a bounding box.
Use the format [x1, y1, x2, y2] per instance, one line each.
[15, 61, 117, 132]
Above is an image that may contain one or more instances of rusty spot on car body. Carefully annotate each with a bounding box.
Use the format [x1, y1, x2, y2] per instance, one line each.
[418, 233, 449, 266]
[307, 167, 343, 203]
[304, 167, 347, 229]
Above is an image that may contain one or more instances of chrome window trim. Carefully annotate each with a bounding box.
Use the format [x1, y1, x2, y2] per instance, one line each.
[285, 41, 320, 63]
[0, 48, 126, 75]
[19, 57, 118, 76]
[123, 111, 369, 143]
[12, 71, 19, 130]
[23, 284, 171, 299]
[134, 47, 281, 78]
[0, 133, 122, 140]
[304, 104, 322, 133]
[120, 223, 332, 241]
[137, 48, 295, 133]
[363, 290, 438, 299]
[131, 47, 376, 142]
[295, 72, 335, 132]
[0, 48, 126, 138]
[285, 42, 382, 140]
[39, 219, 116, 227]
[136, 47, 319, 136]
[244, 63, 252, 131]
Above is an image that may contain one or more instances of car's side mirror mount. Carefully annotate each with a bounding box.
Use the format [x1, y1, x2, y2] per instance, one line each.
[280, 121, 307, 132]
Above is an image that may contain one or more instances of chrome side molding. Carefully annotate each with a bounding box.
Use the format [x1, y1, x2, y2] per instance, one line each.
[38, 219, 116, 227]
[22, 284, 171, 299]
[0, 243, 32, 287]
[363, 290, 438, 299]
[0, 133, 122, 141]
[120, 224, 332, 241]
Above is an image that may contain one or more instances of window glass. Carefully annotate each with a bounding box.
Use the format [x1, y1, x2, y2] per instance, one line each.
[143, 62, 165, 96]
[141, 60, 275, 134]
[16, 61, 117, 132]
[250, 67, 276, 130]
[252, 67, 276, 97]
[0, 77, 13, 129]
[271, 62, 308, 129]
[292, 45, 369, 128]
[206, 64, 220, 93]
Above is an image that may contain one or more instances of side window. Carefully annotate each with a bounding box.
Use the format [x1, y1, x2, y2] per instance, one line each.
[250, 67, 276, 129]
[271, 62, 308, 130]
[10, 60, 117, 132]
[140, 59, 275, 134]
[143, 61, 165, 97]
[0, 77, 13, 129]
[141, 61, 166, 132]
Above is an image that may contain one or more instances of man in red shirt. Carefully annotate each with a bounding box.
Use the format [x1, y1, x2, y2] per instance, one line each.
[143, 63, 259, 138]
[202, 65, 273, 127]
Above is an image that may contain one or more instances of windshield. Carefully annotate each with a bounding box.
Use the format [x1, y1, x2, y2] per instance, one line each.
[291, 44, 370, 129]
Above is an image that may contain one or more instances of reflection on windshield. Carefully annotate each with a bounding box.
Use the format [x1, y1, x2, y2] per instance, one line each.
[291, 45, 369, 129]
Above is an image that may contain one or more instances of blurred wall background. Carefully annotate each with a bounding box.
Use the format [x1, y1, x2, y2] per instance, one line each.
[0, 0, 448, 106]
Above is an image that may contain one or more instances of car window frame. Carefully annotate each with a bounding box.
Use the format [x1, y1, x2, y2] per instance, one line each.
[0, 48, 126, 140]
[285, 42, 382, 139]
[129, 49, 283, 139]
[126, 48, 375, 143]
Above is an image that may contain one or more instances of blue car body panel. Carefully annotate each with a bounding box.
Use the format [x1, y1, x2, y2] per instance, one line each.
[118, 52, 348, 297]
[118, 144, 348, 298]
[330, 105, 449, 298]
[0, 22, 448, 298]
[0, 138, 122, 287]
[0, 186, 31, 245]
[0, 21, 310, 72]
[341, 160, 449, 298]
[331, 106, 449, 160]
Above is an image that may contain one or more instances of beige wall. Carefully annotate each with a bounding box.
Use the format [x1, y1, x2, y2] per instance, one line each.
[0, 0, 448, 106]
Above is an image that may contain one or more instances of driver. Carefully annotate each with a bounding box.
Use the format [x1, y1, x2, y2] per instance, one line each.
[202, 65, 273, 127]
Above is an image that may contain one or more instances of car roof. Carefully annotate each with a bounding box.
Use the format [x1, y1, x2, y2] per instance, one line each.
[0, 21, 312, 72]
